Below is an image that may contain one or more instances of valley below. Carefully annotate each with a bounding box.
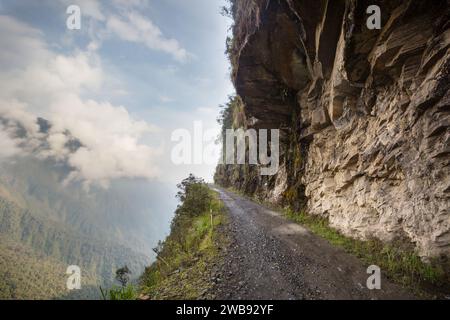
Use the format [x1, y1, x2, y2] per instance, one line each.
[0, 157, 176, 299]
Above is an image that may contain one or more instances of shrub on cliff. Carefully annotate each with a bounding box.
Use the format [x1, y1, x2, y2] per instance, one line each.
[175, 174, 212, 218]
[140, 175, 227, 299]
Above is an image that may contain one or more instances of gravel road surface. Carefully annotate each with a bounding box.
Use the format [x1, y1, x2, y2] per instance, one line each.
[210, 188, 414, 300]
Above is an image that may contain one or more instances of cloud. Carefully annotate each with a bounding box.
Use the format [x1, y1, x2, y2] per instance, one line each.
[60, 0, 105, 21]
[0, 15, 48, 70]
[196, 107, 216, 114]
[111, 0, 150, 9]
[0, 124, 21, 159]
[159, 95, 174, 103]
[58, 1, 189, 62]
[106, 11, 189, 62]
[0, 15, 161, 187]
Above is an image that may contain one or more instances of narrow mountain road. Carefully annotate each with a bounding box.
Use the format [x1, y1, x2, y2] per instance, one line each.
[210, 188, 414, 300]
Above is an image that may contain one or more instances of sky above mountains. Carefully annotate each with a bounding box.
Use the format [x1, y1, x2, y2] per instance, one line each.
[0, 0, 233, 187]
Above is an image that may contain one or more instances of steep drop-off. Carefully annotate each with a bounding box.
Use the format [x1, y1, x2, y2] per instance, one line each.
[215, 0, 450, 260]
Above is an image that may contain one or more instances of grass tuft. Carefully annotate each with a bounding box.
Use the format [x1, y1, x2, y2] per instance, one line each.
[100, 284, 137, 300]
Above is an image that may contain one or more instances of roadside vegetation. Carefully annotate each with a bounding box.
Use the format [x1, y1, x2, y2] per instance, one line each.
[139, 175, 228, 299]
[100, 266, 138, 300]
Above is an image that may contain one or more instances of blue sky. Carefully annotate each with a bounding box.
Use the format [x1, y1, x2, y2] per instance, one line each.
[0, 0, 234, 185]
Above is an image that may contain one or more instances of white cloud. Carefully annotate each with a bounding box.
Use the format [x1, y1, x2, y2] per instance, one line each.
[196, 107, 215, 114]
[0, 15, 162, 187]
[0, 124, 21, 159]
[0, 15, 48, 70]
[111, 0, 149, 9]
[159, 95, 174, 103]
[106, 11, 189, 62]
[60, 0, 105, 21]
[57, 1, 188, 62]
[112, 88, 130, 96]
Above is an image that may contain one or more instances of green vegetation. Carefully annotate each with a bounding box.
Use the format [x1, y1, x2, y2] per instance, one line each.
[217, 95, 246, 142]
[214, 95, 259, 192]
[102, 285, 137, 300]
[140, 175, 228, 300]
[0, 235, 99, 300]
[0, 158, 163, 299]
[0, 194, 148, 299]
[221, 0, 258, 79]
[284, 208, 450, 296]
[100, 266, 138, 300]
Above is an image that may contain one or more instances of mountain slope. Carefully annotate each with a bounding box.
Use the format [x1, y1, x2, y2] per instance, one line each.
[0, 235, 99, 300]
[0, 157, 176, 299]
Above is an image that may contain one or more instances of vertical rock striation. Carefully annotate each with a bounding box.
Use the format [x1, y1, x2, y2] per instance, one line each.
[215, 0, 450, 259]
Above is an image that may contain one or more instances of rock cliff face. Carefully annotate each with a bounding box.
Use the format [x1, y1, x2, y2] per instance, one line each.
[215, 0, 450, 259]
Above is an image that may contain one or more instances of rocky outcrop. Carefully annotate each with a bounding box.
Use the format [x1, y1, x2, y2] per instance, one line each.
[215, 0, 450, 259]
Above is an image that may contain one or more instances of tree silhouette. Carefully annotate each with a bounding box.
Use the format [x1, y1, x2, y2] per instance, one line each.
[115, 266, 131, 287]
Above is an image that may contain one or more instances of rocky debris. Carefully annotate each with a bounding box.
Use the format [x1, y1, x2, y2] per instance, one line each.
[215, 0, 450, 259]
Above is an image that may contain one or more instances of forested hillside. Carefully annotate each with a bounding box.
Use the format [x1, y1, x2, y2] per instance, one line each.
[0, 157, 175, 299]
[0, 235, 99, 299]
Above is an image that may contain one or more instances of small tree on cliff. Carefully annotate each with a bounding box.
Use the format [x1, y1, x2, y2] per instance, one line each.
[175, 174, 211, 218]
[115, 265, 131, 287]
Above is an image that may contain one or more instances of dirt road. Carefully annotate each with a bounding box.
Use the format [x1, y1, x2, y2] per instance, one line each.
[210, 188, 414, 300]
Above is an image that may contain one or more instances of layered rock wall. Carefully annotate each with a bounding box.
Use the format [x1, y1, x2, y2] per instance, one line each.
[215, 0, 450, 259]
